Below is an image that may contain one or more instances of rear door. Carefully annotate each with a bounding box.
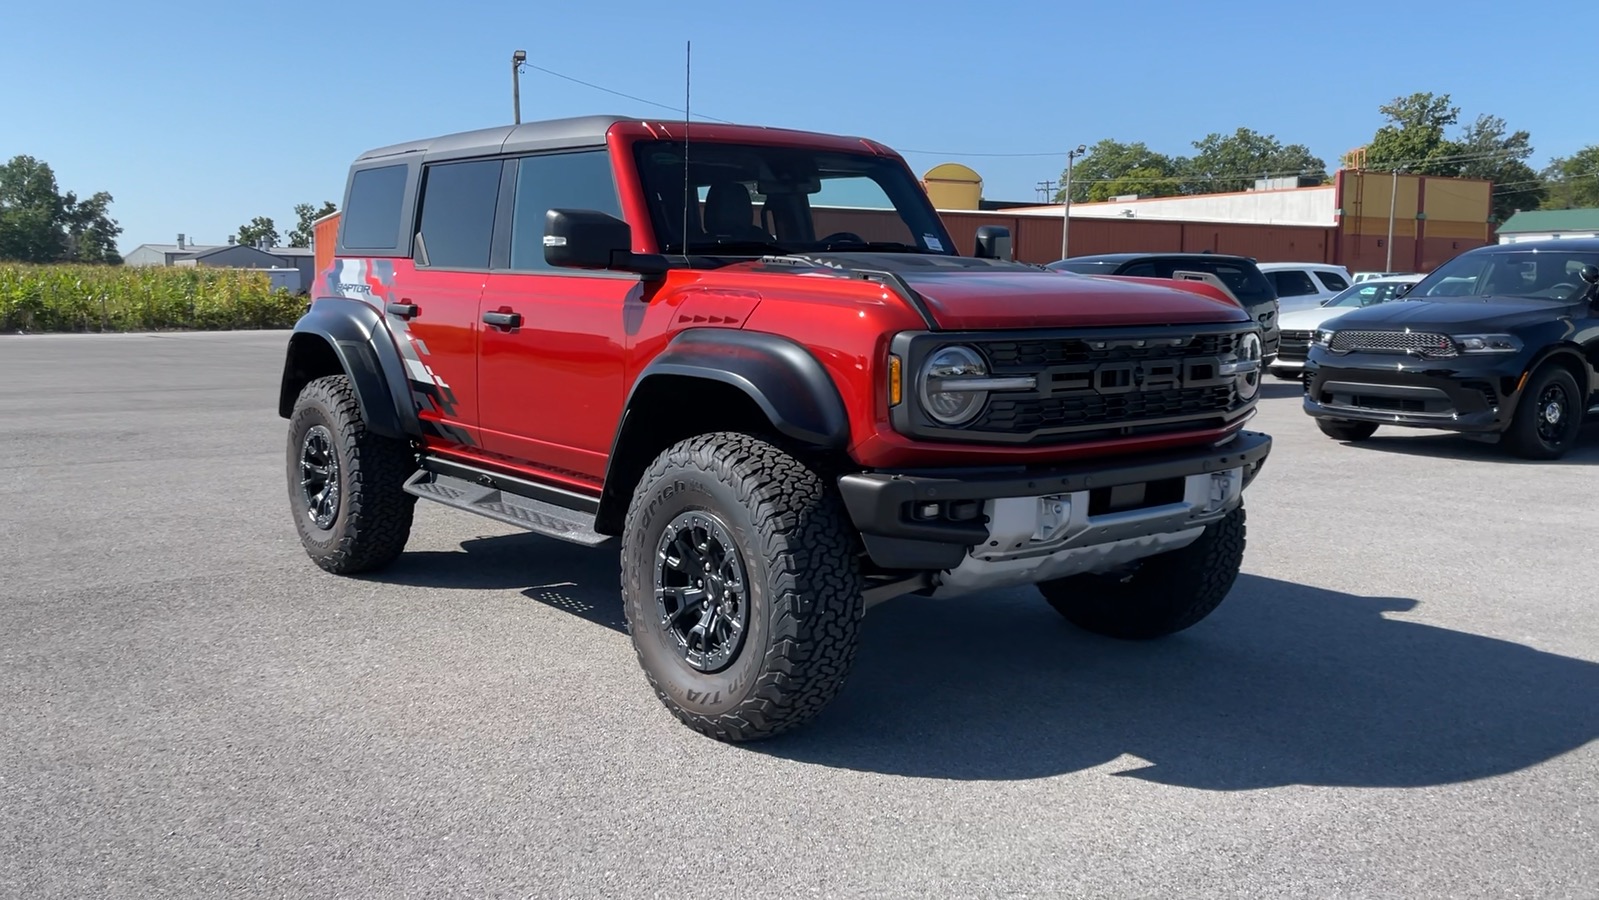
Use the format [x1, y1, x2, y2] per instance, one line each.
[390, 157, 504, 451]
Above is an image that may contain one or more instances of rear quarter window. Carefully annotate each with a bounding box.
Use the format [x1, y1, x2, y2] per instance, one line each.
[341, 164, 409, 251]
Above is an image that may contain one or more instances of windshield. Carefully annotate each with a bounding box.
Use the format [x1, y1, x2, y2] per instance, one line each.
[1409, 250, 1599, 302]
[1324, 280, 1415, 308]
[631, 140, 956, 257]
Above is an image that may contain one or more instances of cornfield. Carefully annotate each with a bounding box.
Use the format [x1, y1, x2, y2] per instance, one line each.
[0, 264, 307, 333]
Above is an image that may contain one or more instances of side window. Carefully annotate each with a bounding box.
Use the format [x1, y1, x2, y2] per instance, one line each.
[342, 164, 408, 250]
[1120, 262, 1158, 277]
[509, 151, 622, 271]
[1269, 270, 1319, 296]
[1316, 271, 1350, 291]
[416, 159, 503, 269]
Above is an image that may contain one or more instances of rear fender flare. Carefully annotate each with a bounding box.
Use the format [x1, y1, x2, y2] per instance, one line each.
[278, 297, 419, 440]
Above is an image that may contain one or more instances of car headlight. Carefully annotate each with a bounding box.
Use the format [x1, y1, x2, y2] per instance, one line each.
[1220, 331, 1262, 401]
[919, 345, 990, 426]
[1452, 333, 1522, 354]
[1315, 328, 1335, 347]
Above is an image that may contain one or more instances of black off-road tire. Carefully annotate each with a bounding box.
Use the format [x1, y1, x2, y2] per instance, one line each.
[619, 432, 864, 742]
[285, 374, 416, 574]
[1316, 418, 1380, 442]
[1038, 505, 1246, 640]
[1503, 364, 1585, 460]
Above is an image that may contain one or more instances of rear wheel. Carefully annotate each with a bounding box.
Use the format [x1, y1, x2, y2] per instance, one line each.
[285, 374, 416, 574]
[1316, 418, 1379, 442]
[1504, 365, 1584, 460]
[619, 432, 864, 742]
[1038, 505, 1246, 640]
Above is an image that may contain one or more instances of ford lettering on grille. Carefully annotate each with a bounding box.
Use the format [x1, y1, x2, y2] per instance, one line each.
[1042, 357, 1229, 396]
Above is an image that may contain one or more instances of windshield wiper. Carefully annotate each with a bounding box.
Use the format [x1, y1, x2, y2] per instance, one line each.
[812, 240, 930, 253]
[678, 240, 790, 256]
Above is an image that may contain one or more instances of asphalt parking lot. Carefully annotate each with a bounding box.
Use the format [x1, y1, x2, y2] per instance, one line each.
[2, 330, 1595, 899]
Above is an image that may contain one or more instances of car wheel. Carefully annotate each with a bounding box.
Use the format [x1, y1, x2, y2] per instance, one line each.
[1504, 365, 1585, 460]
[619, 432, 864, 742]
[285, 374, 417, 574]
[1038, 505, 1246, 640]
[1316, 418, 1379, 442]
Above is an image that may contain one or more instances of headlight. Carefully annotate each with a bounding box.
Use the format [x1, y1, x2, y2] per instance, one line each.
[1221, 331, 1263, 401]
[1452, 333, 1522, 354]
[1315, 328, 1335, 346]
[919, 345, 990, 426]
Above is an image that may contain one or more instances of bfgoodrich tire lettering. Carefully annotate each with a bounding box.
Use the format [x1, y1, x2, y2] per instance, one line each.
[1038, 504, 1247, 640]
[620, 432, 863, 742]
[1504, 364, 1584, 460]
[285, 374, 416, 574]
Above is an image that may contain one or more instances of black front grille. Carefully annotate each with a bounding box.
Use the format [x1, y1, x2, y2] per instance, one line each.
[1329, 330, 1454, 355]
[984, 333, 1239, 369]
[961, 328, 1248, 442]
[1277, 329, 1315, 362]
[978, 386, 1237, 435]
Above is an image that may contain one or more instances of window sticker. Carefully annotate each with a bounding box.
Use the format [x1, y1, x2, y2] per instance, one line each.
[923, 235, 944, 252]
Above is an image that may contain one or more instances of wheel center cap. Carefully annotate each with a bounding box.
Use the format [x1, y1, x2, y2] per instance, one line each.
[1544, 402, 1562, 424]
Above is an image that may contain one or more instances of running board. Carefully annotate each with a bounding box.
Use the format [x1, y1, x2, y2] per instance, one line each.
[403, 470, 613, 548]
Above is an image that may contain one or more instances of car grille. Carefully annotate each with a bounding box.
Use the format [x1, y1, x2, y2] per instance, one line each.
[1277, 329, 1315, 361]
[967, 329, 1248, 442]
[1328, 330, 1454, 355]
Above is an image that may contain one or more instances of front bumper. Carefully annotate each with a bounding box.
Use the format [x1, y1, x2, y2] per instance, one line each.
[836, 430, 1271, 588]
[1301, 348, 1527, 432]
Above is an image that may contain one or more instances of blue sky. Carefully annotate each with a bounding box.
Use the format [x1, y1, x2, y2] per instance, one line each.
[4, 0, 1590, 253]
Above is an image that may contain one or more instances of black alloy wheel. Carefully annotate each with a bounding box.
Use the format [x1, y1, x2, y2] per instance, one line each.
[299, 425, 341, 530]
[654, 510, 749, 673]
[1535, 382, 1571, 445]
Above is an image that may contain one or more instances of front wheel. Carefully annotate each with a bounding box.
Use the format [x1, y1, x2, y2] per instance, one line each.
[1038, 505, 1246, 640]
[1504, 365, 1585, 460]
[1316, 418, 1379, 442]
[619, 432, 864, 742]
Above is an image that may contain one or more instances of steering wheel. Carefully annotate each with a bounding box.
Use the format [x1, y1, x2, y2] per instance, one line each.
[817, 231, 866, 246]
[1546, 283, 1579, 299]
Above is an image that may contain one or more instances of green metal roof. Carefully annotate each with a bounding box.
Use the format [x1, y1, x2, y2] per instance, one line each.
[1496, 208, 1599, 234]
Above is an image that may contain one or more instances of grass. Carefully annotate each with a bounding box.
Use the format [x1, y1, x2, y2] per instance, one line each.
[0, 263, 307, 333]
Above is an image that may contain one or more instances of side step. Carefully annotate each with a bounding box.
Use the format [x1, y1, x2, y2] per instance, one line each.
[403, 469, 614, 548]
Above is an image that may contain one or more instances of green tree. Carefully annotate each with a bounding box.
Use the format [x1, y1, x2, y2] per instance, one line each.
[1451, 114, 1543, 222]
[1363, 92, 1464, 176]
[1056, 139, 1185, 202]
[286, 201, 337, 248]
[1540, 145, 1599, 210]
[236, 216, 279, 248]
[0, 155, 123, 264]
[1181, 127, 1326, 194]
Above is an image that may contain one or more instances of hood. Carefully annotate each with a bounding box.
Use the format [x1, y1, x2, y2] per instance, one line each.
[1279, 304, 1358, 332]
[746, 253, 1252, 331]
[1320, 296, 1580, 332]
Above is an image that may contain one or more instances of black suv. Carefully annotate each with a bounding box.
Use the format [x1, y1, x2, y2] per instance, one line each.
[1048, 253, 1281, 358]
[1302, 239, 1599, 459]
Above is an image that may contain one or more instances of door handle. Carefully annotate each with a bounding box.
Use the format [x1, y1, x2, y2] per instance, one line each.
[386, 301, 418, 319]
[482, 310, 521, 329]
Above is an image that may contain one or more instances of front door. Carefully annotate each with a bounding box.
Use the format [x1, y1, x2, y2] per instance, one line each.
[476, 149, 636, 490]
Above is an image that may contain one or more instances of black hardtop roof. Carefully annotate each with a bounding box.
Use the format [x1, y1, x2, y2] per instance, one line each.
[353, 114, 880, 166]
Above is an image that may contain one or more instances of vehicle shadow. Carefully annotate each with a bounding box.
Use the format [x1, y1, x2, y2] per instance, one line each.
[1340, 425, 1599, 465]
[751, 573, 1599, 789]
[1259, 380, 1304, 400]
[357, 533, 628, 633]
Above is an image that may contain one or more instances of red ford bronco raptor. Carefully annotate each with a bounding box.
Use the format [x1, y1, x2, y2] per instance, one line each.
[278, 114, 1272, 742]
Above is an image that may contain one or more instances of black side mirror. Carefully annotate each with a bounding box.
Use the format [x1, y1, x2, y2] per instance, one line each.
[1395, 282, 1414, 298]
[1580, 265, 1599, 286]
[974, 225, 1012, 260]
[544, 209, 668, 278]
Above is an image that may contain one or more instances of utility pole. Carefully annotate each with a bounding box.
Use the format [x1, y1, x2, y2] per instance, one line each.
[1060, 144, 1086, 261]
[1035, 179, 1056, 203]
[1385, 167, 1398, 271]
[512, 49, 527, 124]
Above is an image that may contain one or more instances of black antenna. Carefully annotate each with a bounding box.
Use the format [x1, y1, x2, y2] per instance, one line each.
[680, 40, 691, 260]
